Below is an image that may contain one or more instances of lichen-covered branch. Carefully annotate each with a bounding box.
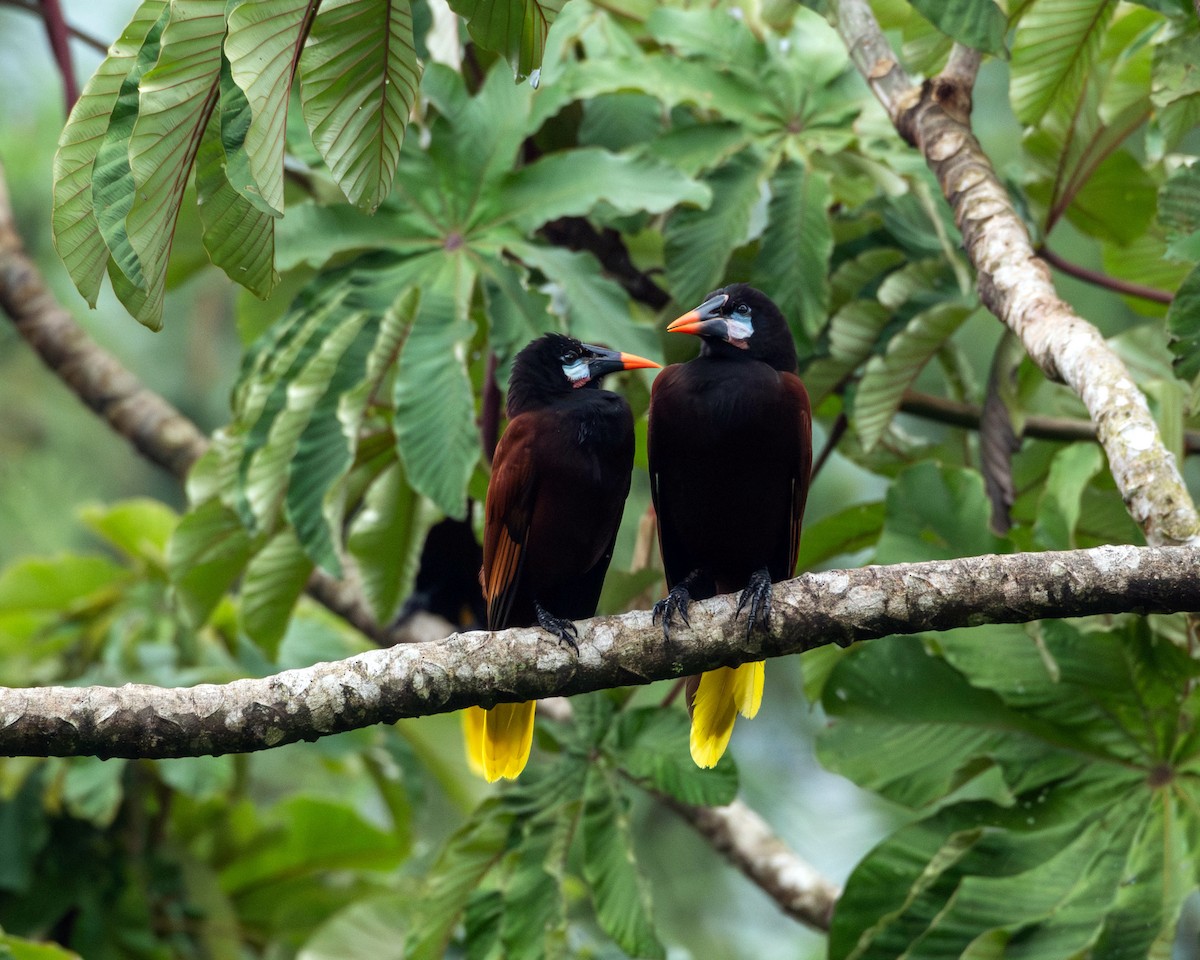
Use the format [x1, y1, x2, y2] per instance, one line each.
[1, 544, 1195, 759]
[830, 0, 1200, 549]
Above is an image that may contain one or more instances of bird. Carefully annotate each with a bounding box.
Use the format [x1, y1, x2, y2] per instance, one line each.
[463, 333, 660, 781]
[648, 284, 812, 769]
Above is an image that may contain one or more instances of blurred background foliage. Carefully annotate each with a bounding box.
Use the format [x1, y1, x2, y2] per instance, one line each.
[2, 0, 1200, 957]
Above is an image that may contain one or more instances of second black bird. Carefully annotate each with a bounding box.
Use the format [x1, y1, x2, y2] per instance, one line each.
[648, 284, 812, 768]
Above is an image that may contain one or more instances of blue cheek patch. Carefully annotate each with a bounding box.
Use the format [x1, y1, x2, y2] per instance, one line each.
[562, 359, 591, 384]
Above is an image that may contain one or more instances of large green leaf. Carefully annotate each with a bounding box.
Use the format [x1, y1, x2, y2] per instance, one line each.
[907, 0, 1008, 56]
[226, 0, 319, 215]
[284, 313, 380, 573]
[753, 158, 833, 345]
[51, 0, 169, 306]
[609, 708, 738, 807]
[664, 151, 765, 309]
[1010, 0, 1118, 126]
[299, 0, 420, 212]
[1166, 262, 1200, 385]
[875, 462, 1009, 564]
[167, 497, 253, 626]
[393, 268, 480, 520]
[407, 799, 516, 960]
[195, 62, 278, 298]
[797, 501, 886, 570]
[124, 0, 228, 330]
[346, 462, 431, 625]
[1159, 160, 1200, 259]
[822, 621, 1200, 960]
[478, 256, 555, 363]
[581, 769, 666, 959]
[239, 526, 313, 655]
[511, 242, 661, 360]
[447, 0, 567, 80]
[1033, 442, 1104, 550]
[854, 303, 973, 452]
[497, 148, 710, 234]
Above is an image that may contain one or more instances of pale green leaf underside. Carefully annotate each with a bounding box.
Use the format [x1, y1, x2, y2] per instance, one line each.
[907, 0, 1008, 56]
[299, 0, 420, 212]
[1010, 0, 1117, 126]
[124, 0, 228, 330]
[226, 0, 319, 215]
[855, 303, 973, 451]
[51, 0, 169, 307]
[447, 0, 566, 80]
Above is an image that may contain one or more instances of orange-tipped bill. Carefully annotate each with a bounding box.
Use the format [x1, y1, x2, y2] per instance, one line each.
[579, 342, 661, 380]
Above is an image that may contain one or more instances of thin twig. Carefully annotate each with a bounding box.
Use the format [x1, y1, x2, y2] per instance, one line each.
[0, 0, 108, 54]
[1038, 245, 1174, 305]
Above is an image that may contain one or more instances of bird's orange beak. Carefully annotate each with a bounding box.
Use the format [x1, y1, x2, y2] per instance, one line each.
[616, 351, 661, 371]
[667, 293, 729, 338]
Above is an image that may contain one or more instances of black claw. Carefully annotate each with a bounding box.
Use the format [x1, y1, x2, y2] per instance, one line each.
[736, 567, 774, 640]
[652, 586, 692, 642]
[652, 570, 701, 643]
[536, 602, 579, 652]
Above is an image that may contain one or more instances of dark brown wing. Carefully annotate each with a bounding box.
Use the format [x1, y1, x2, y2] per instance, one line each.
[481, 417, 539, 631]
[782, 372, 813, 579]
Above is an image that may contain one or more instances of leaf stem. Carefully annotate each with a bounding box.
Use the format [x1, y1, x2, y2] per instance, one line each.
[1037, 245, 1174, 305]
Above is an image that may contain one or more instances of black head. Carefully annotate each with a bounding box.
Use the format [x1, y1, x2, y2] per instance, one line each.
[667, 284, 797, 373]
[506, 333, 660, 416]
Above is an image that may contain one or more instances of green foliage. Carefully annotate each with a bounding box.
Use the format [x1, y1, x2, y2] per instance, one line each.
[22, 0, 1200, 955]
[819, 620, 1200, 960]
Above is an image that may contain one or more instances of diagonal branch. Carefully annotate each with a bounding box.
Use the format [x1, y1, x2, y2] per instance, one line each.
[829, 0, 1200, 549]
[1, 543, 1196, 759]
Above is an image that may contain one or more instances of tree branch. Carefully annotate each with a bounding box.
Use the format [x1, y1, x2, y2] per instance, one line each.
[0, 0, 109, 54]
[900, 390, 1200, 455]
[829, 0, 1200, 548]
[663, 797, 840, 931]
[1, 544, 1196, 759]
[1037, 245, 1174, 305]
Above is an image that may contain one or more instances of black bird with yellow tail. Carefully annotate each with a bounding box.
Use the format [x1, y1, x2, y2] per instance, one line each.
[464, 333, 660, 781]
[648, 284, 812, 769]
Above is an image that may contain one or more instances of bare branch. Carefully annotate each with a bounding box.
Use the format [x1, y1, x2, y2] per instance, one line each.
[900, 390, 1200, 455]
[1038, 245, 1174, 305]
[829, 0, 1200, 548]
[1, 544, 1196, 759]
[664, 797, 840, 931]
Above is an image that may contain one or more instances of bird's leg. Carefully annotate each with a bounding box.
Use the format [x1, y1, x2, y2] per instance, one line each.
[652, 569, 701, 642]
[535, 601, 579, 652]
[736, 567, 774, 639]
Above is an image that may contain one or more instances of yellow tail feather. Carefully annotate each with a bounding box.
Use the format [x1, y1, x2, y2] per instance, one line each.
[690, 662, 766, 768]
[689, 667, 739, 768]
[461, 706, 488, 778]
[481, 700, 536, 782]
[733, 660, 765, 719]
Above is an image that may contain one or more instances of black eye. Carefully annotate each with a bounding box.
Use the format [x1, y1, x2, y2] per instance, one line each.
[560, 352, 578, 363]
[734, 303, 751, 316]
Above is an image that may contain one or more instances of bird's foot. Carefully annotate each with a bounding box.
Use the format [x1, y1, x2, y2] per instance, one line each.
[736, 567, 774, 639]
[652, 570, 700, 642]
[536, 602, 579, 652]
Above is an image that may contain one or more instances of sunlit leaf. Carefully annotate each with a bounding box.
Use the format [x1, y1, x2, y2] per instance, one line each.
[51, 0, 169, 306]
[195, 64, 278, 298]
[581, 770, 666, 959]
[907, 0, 1008, 55]
[1033, 442, 1104, 550]
[125, 0, 228, 330]
[1010, 0, 1117, 126]
[447, 0, 567, 80]
[754, 158, 832, 345]
[299, 0, 419, 212]
[854, 303, 972, 452]
[167, 497, 253, 626]
[226, 0, 319, 214]
[1167, 262, 1200, 385]
[393, 268, 480, 520]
